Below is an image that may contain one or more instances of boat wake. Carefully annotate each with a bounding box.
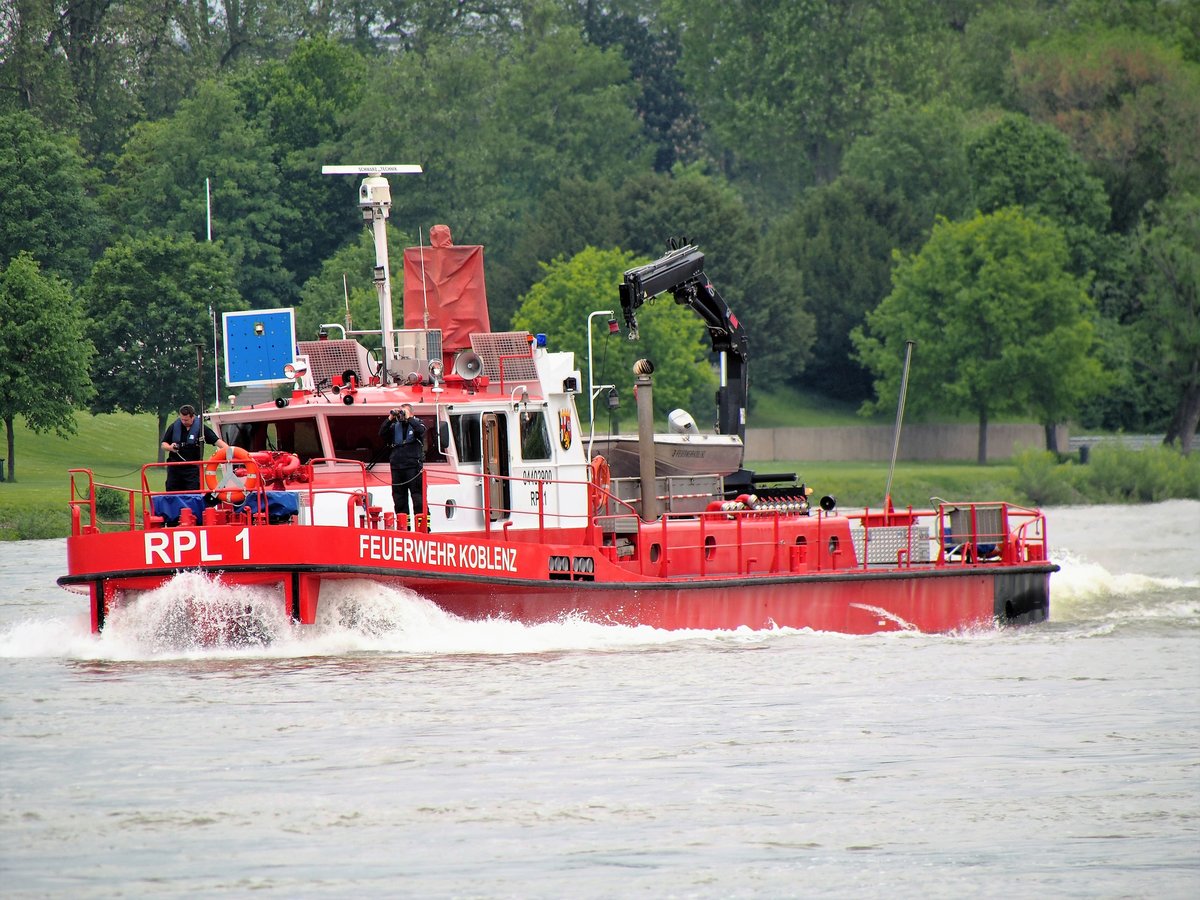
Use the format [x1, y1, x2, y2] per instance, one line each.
[1, 574, 780, 662]
[1050, 550, 1199, 628]
[4, 551, 1195, 662]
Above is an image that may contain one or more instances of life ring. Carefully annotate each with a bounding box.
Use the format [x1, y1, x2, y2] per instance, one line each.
[203, 446, 260, 504]
[588, 455, 611, 517]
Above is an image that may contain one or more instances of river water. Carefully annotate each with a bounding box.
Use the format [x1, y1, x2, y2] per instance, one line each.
[2, 502, 1197, 898]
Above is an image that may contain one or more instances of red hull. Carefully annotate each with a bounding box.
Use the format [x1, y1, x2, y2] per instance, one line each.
[61, 522, 1052, 635]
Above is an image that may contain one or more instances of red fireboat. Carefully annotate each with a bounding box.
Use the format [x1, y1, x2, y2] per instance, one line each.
[59, 166, 1055, 637]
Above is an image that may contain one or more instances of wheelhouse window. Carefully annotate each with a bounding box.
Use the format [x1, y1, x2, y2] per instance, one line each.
[227, 417, 322, 463]
[519, 411, 552, 461]
[450, 413, 482, 463]
[328, 413, 446, 463]
[328, 415, 385, 464]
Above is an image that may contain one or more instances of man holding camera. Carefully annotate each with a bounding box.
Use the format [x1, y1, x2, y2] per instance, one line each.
[379, 403, 426, 529]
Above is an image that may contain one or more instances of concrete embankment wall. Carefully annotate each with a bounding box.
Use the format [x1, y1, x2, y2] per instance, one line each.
[744, 424, 1068, 462]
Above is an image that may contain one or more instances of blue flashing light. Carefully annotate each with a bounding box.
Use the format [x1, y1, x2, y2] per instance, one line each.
[535, 333, 547, 347]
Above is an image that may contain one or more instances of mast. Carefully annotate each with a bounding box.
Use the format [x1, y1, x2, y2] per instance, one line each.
[321, 164, 422, 382]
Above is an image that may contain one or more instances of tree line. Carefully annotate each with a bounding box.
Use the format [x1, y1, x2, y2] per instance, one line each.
[1, 0, 1197, 479]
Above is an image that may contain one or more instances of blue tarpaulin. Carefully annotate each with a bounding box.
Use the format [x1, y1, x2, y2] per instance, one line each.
[152, 494, 206, 524]
[152, 492, 300, 524]
[235, 492, 300, 519]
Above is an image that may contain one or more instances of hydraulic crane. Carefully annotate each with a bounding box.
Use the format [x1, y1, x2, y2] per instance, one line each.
[619, 242, 756, 493]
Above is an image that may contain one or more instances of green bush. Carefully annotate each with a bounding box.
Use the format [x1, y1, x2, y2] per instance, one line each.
[95, 486, 133, 522]
[0, 507, 72, 540]
[1080, 443, 1200, 502]
[1013, 449, 1084, 506]
[1016, 443, 1200, 505]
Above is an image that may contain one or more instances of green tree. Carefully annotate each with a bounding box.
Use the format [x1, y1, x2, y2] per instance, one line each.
[231, 36, 368, 287]
[674, 0, 951, 195]
[512, 247, 717, 424]
[342, 29, 649, 325]
[574, 0, 703, 172]
[1014, 29, 1200, 233]
[0, 1, 77, 125]
[841, 102, 973, 231]
[853, 209, 1100, 463]
[0, 110, 104, 285]
[967, 114, 1113, 280]
[0, 253, 95, 481]
[82, 234, 244, 450]
[109, 80, 297, 308]
[956, 0, 1057, 111]
[616, 167, 814, 390]
[773, 177, 921, 402]
[1135, 193, 1200, 454]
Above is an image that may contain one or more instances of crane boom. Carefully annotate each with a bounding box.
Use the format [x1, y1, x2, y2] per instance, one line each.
[618, 244, 749, 445]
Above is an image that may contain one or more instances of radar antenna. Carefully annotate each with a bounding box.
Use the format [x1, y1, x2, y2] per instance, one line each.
[321, 164, 423, 382]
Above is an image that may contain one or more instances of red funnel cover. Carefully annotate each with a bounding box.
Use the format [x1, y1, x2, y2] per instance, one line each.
[403, 225, 490, 350]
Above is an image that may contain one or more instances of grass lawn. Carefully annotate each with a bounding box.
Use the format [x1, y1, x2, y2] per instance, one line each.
[748, 384, 886, 427]
[0, 412, 162, 539]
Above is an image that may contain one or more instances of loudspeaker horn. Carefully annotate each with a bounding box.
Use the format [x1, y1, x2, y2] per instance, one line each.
[453, 351, 483, 379]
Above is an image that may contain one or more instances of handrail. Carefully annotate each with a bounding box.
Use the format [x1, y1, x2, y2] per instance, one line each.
[69, 464, 1050, 579]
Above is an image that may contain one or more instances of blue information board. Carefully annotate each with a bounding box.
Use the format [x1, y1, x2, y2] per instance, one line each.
[223, 309, 297, 385]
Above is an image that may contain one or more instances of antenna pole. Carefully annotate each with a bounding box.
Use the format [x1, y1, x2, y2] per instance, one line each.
[211, 305, 220, 410]
[884, 340, 916, 512]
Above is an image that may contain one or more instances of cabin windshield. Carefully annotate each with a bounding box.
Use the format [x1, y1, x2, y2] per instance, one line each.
[450, 413, 482, 463]
[328, 414, 447, 464]
[226, 417, 322, 463]
[519, 411, 552, 461]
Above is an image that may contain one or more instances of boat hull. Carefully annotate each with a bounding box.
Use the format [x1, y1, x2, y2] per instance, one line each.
[60, 524, 1052, 635]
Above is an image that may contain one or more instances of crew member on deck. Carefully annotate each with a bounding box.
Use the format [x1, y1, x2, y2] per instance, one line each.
[381, 403, 426, 529]
[161, 404, 227, 493]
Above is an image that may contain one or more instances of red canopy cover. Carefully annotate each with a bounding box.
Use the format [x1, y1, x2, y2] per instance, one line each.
[402, 224, 491, 350]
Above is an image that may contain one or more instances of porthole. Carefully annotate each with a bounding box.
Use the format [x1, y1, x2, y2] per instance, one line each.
[828, 535, 840, 555]
[704, 535, 717, 560]
[650, 543, 661, 563]
[444, 499, 456, 519]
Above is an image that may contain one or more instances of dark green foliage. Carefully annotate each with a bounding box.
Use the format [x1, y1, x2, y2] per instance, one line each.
[774, 178, 922, 400]
[616, 168, 814, 385]
[0, 254, 96, 481]
[1133, 193, 1200, 452]
[108, 81, 298, 309]
[0, 111, 105, 285]
[0, 0, 1192, 449]
[576, 2, 703, 171]
[82, 235, 245, 439]
[231, 37, 369, 288]
[967, 114, 1112, 279]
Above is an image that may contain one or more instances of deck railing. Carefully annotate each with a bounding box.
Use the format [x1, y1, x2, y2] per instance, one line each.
[67, 465, 1049, 576]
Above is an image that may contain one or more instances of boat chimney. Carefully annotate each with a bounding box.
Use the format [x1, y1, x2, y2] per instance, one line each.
[634, 359, 659, 521]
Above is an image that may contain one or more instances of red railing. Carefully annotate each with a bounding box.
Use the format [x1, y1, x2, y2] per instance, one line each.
[68, 464, 1050, 578]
